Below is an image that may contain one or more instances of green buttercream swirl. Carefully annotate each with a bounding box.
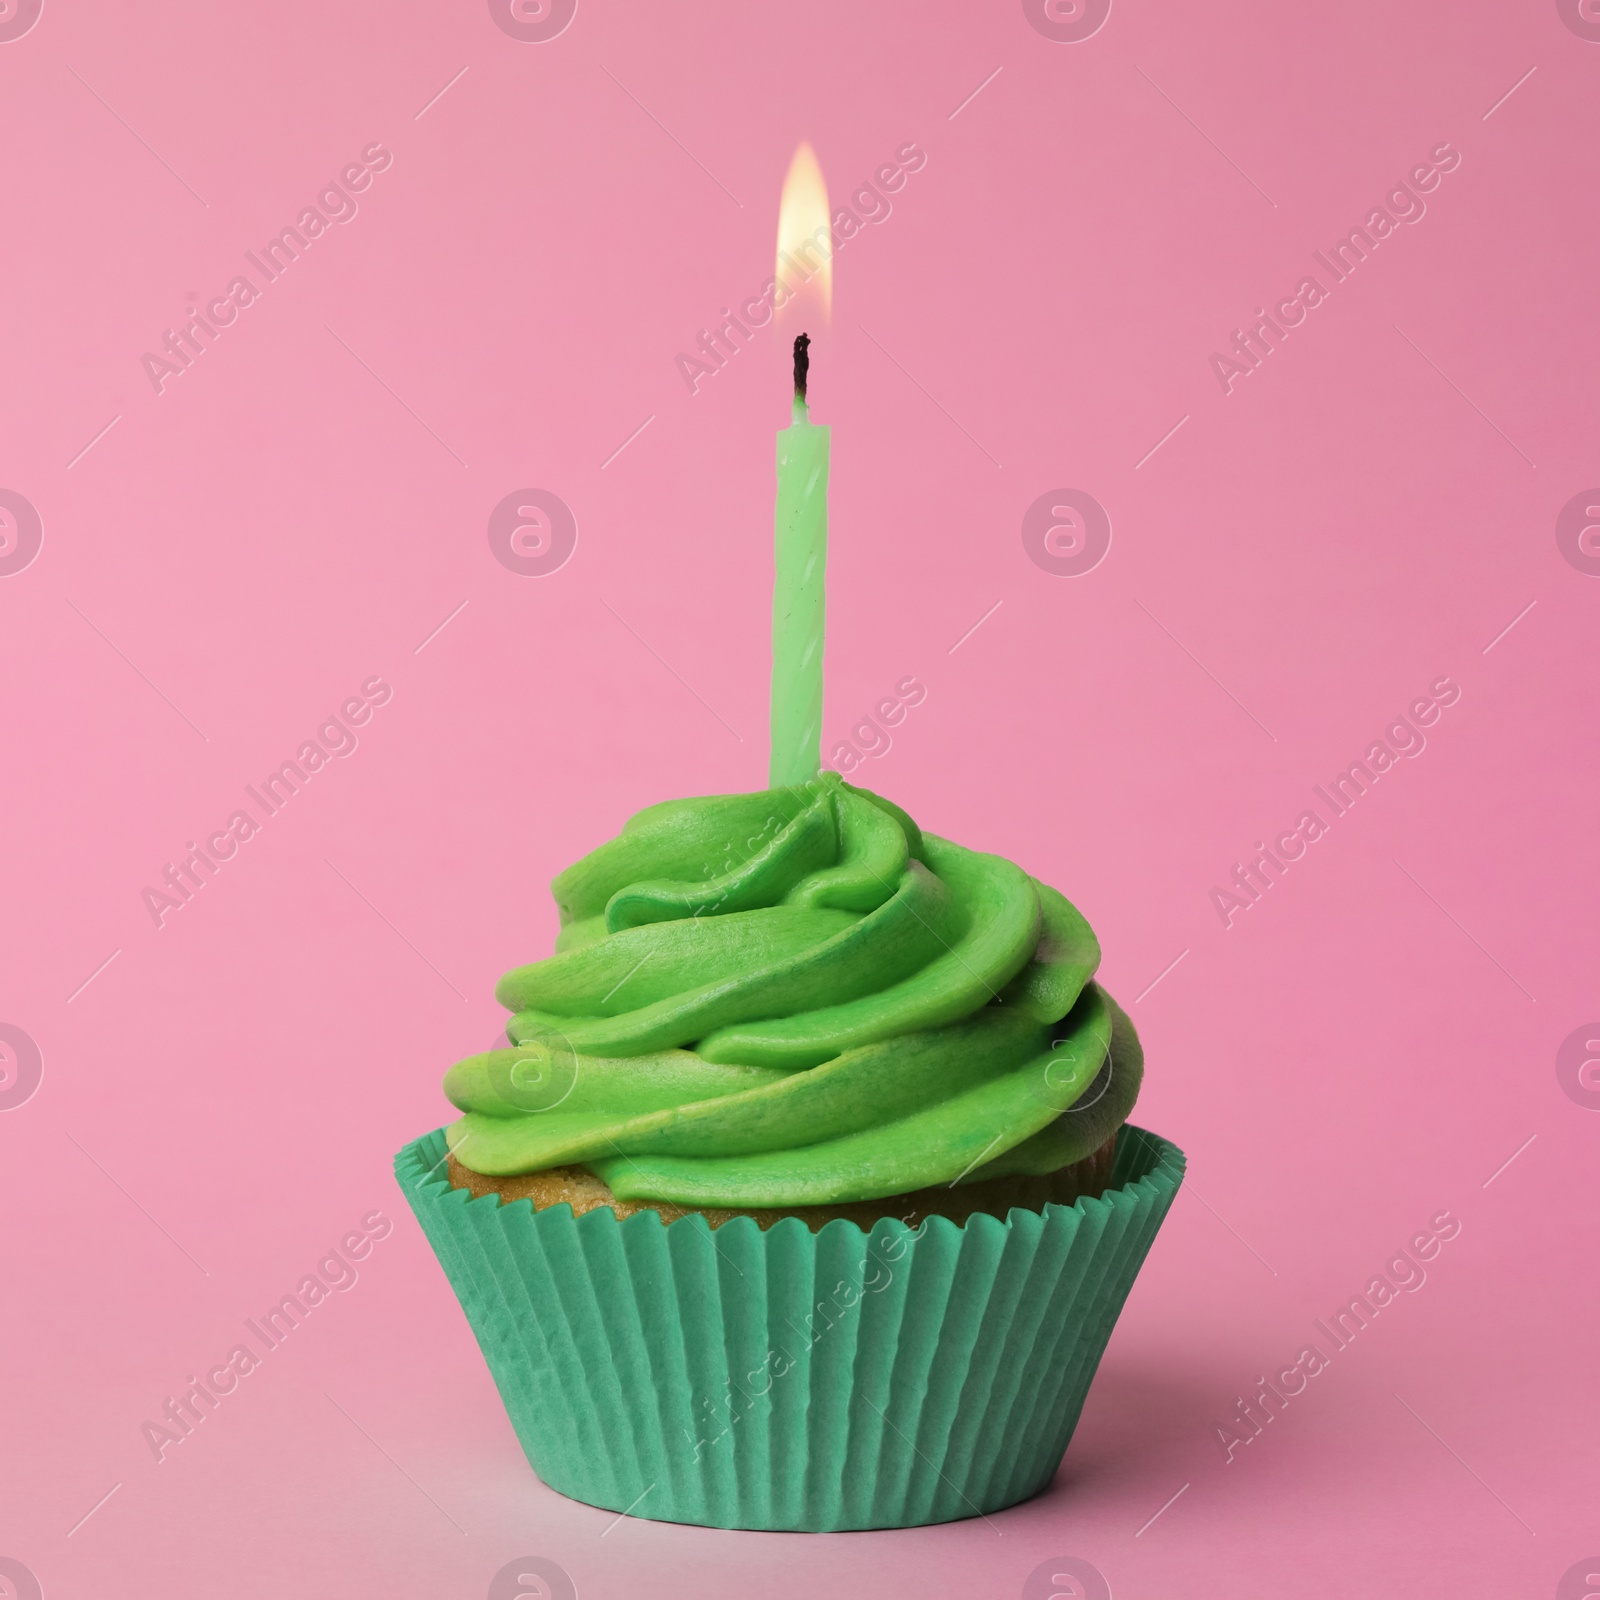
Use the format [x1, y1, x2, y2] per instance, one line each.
[444, 773, 1142, 1207]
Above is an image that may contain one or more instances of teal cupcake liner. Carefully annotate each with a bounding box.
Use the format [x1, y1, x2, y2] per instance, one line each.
[395, 1123, 1184, 1532]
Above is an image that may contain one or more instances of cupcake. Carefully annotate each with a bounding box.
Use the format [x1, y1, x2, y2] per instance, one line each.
[397, 770, 1184, 1531]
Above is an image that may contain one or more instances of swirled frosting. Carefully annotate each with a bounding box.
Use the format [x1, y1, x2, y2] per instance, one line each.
[444, 773, 1142, 1207]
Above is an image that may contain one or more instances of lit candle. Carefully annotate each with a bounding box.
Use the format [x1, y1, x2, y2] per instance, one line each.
[770, 333, 831, 787]
[769, 145, 833, 789]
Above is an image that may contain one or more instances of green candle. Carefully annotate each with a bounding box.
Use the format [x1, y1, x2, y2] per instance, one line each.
[770, 332, 831, 788]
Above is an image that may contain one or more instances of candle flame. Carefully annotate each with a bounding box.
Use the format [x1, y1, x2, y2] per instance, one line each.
[775, 141, 832, 328]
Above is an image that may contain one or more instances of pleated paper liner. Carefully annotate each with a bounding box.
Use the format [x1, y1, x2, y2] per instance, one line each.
[396, 1123, 1184, 1532]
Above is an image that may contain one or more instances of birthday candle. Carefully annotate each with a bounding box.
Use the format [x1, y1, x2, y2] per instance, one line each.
[769, 143, 833, 789]
[770, 331, 831, 788]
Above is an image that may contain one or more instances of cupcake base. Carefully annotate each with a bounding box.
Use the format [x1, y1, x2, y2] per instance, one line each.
[397, 1123, 1184, 1532]
[443, 1135, 1119, 1232]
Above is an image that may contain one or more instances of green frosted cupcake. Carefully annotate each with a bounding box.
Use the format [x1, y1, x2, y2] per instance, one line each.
[397, 773, 1183, 1530]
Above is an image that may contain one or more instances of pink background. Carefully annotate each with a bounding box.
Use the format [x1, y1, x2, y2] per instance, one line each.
[2, 1, 1596, 1595]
